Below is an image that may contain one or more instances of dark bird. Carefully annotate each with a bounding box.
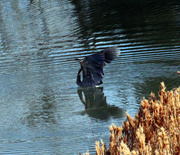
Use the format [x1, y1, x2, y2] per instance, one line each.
[76, 46, 120, 87]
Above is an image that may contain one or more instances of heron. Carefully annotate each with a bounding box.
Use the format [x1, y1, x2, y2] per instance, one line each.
[76, 46, 120, 87]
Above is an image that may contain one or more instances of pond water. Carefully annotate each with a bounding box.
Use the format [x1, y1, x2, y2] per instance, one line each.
[0, 0, 180, 154]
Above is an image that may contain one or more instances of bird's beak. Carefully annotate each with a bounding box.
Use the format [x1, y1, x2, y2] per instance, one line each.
[75, 58, 81, 62]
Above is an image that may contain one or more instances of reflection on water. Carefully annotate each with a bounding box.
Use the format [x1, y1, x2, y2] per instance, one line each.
[77, 87, 125, 120]
[25, 90, 56, 127]
[0, 0, 180, 154]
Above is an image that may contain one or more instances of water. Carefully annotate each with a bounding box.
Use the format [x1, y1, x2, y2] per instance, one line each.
[0, 0, 180, 154]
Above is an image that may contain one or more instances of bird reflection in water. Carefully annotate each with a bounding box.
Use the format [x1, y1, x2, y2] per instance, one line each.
[77, 87, 125, 120]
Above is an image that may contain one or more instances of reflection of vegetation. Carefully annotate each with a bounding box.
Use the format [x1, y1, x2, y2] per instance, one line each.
[134, 76, 180, 101]
[72, 0, 180, 48]
[95, 82, 180, 154]
[25, 90, 56, 127]
[77, 87, 125, 120]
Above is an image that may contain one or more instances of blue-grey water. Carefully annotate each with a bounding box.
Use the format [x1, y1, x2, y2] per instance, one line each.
[0, 0, 180, 154]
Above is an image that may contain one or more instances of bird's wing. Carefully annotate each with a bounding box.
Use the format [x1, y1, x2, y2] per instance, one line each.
[102, 47, 120, 63]
[81, 47, 120, 86]
[81, 52, 105, 86]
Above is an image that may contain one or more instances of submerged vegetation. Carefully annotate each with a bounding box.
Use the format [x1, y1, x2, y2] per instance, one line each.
[94, 82, 180, 155]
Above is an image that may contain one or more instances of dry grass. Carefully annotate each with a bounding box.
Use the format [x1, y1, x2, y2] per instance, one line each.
[96, 82, 180, 155]
[178, 71, 180, 77]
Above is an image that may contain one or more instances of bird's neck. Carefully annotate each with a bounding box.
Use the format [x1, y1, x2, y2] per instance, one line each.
[76, 68, 82, 86]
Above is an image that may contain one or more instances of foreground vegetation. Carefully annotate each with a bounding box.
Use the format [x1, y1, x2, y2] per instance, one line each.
[94, 82, 180, 155]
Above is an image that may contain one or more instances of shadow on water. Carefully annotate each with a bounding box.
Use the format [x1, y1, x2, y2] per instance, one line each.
[77, 87, 125, 120]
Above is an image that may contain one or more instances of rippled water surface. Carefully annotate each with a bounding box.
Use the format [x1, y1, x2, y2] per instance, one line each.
[0, 0, 180, 154]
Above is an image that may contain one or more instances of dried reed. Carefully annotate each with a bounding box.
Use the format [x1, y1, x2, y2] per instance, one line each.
[178, 71, 180, 77]
[96, 82, 180, 155]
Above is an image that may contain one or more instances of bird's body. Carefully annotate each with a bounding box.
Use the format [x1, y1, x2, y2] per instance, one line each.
[76, 47, 120, 87]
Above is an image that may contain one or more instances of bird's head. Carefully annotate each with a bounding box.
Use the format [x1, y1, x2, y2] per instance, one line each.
[75, 58, 81, 61]
[75, 58, 83, 64]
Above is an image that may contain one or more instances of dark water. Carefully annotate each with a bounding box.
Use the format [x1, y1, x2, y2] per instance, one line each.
[0, 0, 179, 154]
